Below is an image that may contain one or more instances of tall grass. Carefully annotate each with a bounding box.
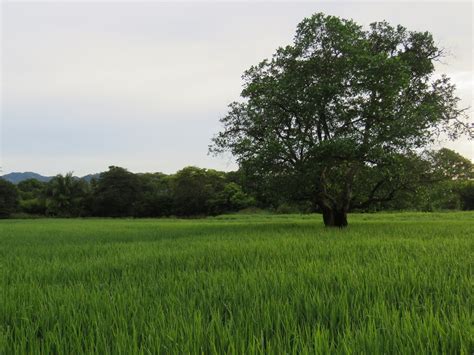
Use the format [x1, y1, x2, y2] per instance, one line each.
[1, 212, 472, 354]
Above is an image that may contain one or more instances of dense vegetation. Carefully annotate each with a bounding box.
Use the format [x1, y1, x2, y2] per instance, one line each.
[2, 166, 255, 218]
[1, 213, 472, 353]
[0, 148, 472, 219]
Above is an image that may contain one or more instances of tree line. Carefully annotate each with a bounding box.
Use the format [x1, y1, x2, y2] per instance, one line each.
[0, 166, 254, 218]
[0, 148, 472, 218]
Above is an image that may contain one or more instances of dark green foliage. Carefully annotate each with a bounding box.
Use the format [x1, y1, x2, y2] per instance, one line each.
[92, 166, 141, 217]
[458, 181, 474, 210]
[133, 173, 173, 217]
[0, 179, 19, 217]
[17, 179, 47, 215]
[209, 182, 255, 214]
[429, 148, 473, 180]
[377, 148, 474, 211]
[211, 13, 471, 226]
[44, 173, 90, 217]
[351, 152, 433, 210]
[17, 179, 46, 200]
[9, 167, 256, 218]
[171, 167, 225, 216]
[171, 167, 216, 216]
[8, 148, 472, 218]
[19, 198, 47, 215]
[170, 167, 255, 216]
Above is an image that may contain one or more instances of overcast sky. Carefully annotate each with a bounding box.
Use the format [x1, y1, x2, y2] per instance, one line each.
[1, 1, 472, 176]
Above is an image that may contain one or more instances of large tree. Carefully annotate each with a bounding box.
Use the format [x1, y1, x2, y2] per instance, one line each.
[171, 166, 226, 216]
[92, 166, 141, 217]
[211, 13, 470, 227]
[428, 148, 473, 181]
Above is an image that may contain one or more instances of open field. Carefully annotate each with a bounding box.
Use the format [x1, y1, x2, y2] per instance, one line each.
[1, 212, 473, 354]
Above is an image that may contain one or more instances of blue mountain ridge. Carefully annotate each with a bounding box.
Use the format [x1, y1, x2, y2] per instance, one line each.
[1, 172, 100, 184]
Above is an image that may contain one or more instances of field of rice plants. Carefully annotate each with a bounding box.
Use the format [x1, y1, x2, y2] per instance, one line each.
[1, 212, 472, 354]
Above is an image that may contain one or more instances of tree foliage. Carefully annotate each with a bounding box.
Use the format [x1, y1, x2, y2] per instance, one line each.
[0, 179, 19, 218]
[17, 179, 47, 215]
[428, 148, 473, 180]
[3, 147, 472, 219]
[211, 13, 471, 226]
[458, 182, 474, 210]
[44, 173, 89, 216]
[92, 166, 141, 217]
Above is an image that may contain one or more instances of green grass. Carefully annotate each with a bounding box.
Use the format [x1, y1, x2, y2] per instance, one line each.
[1, 212, 473, 354]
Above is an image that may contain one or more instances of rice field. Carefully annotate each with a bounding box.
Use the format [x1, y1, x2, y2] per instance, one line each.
[1, 212, 472, 354]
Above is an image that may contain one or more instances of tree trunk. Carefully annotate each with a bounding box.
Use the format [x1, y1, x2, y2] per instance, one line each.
[322, 207, 348, 228]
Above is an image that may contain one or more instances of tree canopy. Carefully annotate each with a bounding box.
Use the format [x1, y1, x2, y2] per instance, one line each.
[0, 179, 19, 218]
[44, 173, 89, 216]
[211, 13, 471, 227]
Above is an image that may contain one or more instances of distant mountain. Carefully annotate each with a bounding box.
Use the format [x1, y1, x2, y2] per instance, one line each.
[1, 172, 101, 184]
[1, 172, 52, 184]
[81, 173, 101, 182]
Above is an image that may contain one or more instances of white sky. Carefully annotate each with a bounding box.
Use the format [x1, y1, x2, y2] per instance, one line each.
[1, 0, 472, 176]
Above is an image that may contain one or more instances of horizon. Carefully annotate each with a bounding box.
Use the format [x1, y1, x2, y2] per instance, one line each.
[1, 1, 473, 176]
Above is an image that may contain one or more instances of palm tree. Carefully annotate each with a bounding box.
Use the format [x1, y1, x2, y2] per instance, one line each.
[45, 173, 88, 216]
